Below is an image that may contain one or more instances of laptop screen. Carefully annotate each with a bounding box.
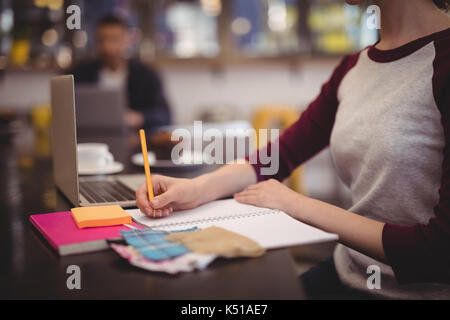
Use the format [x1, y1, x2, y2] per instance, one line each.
[50, 75, 80, 206]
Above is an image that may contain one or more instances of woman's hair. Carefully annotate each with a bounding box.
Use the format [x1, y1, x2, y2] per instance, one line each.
[433, 0, 450, 10]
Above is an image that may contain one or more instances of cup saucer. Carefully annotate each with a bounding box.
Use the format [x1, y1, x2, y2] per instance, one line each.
[78, 161, 124, 176]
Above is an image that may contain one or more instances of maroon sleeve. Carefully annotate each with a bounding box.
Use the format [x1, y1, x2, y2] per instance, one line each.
[247, 52, 360, 182]
[382, 38, 450, 284]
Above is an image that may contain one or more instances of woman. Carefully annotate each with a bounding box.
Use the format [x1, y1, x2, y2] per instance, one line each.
[136, 0, 450, 299]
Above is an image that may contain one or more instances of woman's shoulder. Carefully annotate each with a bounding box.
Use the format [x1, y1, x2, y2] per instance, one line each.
[327, 51, 363, 85]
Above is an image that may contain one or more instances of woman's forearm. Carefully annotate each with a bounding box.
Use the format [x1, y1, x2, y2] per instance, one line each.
[229, 173, 387, 263]
[194, 162, 257, 205]
[193, 163, 387, 263]
[287, 196, 387, 263]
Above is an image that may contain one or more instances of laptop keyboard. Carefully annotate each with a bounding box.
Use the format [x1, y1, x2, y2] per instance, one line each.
[79, 180, 136, 203]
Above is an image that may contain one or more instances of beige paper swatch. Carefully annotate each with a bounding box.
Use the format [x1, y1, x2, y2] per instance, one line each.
[165, 226, 265, 258]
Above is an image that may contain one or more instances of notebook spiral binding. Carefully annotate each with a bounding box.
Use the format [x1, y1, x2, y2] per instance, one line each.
[150, 209, 280, 230]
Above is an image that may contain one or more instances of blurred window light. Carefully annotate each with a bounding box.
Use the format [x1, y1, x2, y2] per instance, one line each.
[41, 28, 59, 47]
[156, 2, 220, 58]
[308, 1, 378, 54]
[231, 0, 301, 57]
[33, 0, 63, 10]
[47, 0, 64, 10]
[56, 45, 72, 69]
[0, 8, 14, 33]
[201, 0, 222, 17]
[4, 0, 380, 68]
[231, 17, 252, 36]
[268, 1, 288, 32]
[33, 0, 47, 8]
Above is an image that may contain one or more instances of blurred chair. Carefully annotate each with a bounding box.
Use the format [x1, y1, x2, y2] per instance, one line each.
[31, 103, 52, 158]
[252, 105, 306, 194]
[31, 104, 52, 132]
[11, 39, 30, 67]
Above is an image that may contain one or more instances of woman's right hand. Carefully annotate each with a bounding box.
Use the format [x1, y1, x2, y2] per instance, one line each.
[136, 162, 257, 219]
[135, 175, 203, 218]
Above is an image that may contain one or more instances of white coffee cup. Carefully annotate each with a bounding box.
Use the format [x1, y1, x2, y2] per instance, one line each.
[77, 143, 114, 170]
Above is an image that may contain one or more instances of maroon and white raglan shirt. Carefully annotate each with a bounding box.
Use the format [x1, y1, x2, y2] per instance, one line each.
[249, 28, 450, 298]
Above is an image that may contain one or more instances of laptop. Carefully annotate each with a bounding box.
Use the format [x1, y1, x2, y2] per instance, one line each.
[50, 75, 145, 208]
[75, 85, 126, 131]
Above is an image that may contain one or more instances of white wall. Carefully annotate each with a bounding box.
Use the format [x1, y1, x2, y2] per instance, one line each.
[0, 71, 54, 111]
[162, 62, 336, 123]
[0, 61, 337, 123]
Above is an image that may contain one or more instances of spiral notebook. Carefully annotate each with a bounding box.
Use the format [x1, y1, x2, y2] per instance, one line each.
[126, 199, 338, 250]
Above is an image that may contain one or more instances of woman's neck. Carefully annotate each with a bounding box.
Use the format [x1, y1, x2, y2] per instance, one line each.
[375, 0, 450, 50]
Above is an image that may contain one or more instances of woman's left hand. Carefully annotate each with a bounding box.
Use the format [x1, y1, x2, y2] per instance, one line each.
[234, 179, 301, 214]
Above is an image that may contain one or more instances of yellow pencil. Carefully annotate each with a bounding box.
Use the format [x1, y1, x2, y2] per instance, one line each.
[139, 129, 154, 201]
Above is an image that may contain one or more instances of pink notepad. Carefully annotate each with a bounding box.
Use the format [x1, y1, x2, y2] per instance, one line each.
[30, 211, 143, 256]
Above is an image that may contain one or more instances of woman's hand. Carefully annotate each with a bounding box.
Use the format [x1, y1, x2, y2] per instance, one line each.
[234, 179, 301, 215]
[136, 162, 258, 219]
[136, 175, 203, 218]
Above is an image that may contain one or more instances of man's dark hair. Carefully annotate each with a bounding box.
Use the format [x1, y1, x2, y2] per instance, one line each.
[433, 0, 450, 10]
[96, 14, 129, 29]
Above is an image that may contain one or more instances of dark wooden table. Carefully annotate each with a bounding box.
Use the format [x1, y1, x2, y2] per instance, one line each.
[0, 124, 305, 299]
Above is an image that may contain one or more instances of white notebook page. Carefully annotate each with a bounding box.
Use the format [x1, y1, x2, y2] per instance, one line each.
[126, 199, 338, 249]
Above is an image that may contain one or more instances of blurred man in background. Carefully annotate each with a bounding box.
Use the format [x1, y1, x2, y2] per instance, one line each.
[70, 15, 171, 130]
